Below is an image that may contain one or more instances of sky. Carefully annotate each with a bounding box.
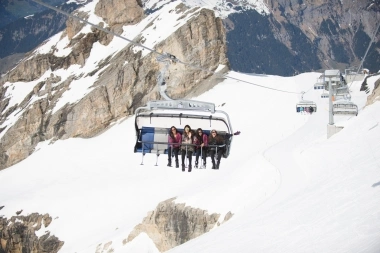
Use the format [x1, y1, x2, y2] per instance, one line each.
[1, 0, 380, 252]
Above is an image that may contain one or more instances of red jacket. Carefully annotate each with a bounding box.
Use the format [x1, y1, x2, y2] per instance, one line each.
[168, 132, 181, 148]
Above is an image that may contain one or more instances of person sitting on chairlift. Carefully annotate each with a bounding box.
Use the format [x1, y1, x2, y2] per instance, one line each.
[194, 128, 208, 169]
[180, 125, 195, 172]
[168, 126, 181, 168]
[208, 130, 225, 170]
[309, 106, 314, 114]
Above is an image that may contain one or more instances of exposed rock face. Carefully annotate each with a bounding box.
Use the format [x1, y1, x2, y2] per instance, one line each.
[0, 213, 63, 253]
[0, 2, 78, 75]
[365, 74, 380, 106]
[226, 0, 380, 75]
[125, 198, 232, 252]
[66, 11, 89, 40]
[0, 6, 227, 170]
[95, 0, 144, 26]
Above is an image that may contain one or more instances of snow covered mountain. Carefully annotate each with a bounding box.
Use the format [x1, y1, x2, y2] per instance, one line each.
[1, 0, 380, 252]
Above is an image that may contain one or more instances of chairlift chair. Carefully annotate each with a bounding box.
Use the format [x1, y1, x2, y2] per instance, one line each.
[321, 92, 329, 98]
[313, 82, 325, 90]
[296, 92, 317, 113]
[335, 86, 350, 100]
[313, 75, 326, 89]
[332, 100, 358, 116]
[296, 100, 317, 113]
[134, 100, 234, 164]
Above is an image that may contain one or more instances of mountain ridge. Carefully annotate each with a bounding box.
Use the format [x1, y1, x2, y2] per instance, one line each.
[1, 0, 379, 76]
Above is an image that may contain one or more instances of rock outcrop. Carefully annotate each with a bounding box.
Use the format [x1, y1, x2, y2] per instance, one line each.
[0, 213, 63, 253]
[365, 74, 380, 106]
[125, 198, 233, 252]
[95, 0, 144, 26]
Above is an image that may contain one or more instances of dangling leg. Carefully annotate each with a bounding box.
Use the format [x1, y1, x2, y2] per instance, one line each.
[167, 146, 172, 167]
[181, 149, 186, 171]
[174, 147, 179, 168]
[216, 149, 223, 169]
[202, 147, 207, 169]
[141, 146, 145, 165]
[210, 149, 216, 169]
[195, 148, 200, 168]
[155, 153, 159, 166]
[141, 152, 145, 165]
[188, 151, 193, 172]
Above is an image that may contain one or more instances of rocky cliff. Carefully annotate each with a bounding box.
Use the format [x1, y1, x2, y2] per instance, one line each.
[0, 212, 63, 253]
[0, 2, 78, 75]
[226, 0, 380, 75]
[126, 198, 231, 252]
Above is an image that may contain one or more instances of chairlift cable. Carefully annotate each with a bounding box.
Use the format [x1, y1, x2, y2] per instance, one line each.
[32, 0, 303, 95]
[180, 61, 301, 94]
[31, 0, 161, 55]
[349, 21, 380, 88]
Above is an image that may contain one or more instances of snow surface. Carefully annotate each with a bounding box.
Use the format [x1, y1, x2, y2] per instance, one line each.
[1, 72, 379, 253]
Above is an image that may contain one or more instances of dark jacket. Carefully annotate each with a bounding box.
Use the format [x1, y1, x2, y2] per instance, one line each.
[208, 134, 225, 151]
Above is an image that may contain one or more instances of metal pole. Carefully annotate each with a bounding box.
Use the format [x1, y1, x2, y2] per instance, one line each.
[329, 78, 334, 125]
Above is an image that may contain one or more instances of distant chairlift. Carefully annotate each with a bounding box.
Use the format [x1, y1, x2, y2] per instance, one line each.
[321, 92, 329, 98]
[296, 92, 317, 113]
[332, 100, 358, 116]
[313, 82, 325, 90]
[335, 86, 350, 100]
[314, 75, 326, 90]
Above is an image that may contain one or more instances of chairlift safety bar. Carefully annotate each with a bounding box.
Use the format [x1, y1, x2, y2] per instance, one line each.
[136, 140, 226, 149]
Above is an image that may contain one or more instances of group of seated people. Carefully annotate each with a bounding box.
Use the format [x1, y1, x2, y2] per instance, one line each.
[297, 106, 315, 114]
[168, 125, 225, 172]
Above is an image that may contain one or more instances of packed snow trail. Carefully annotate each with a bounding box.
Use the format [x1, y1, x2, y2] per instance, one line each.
[168, 79, 380, 253]
[262, 100, 328, 206]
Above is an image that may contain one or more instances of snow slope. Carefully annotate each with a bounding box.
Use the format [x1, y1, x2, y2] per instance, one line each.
[1, 72, 379, 253]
